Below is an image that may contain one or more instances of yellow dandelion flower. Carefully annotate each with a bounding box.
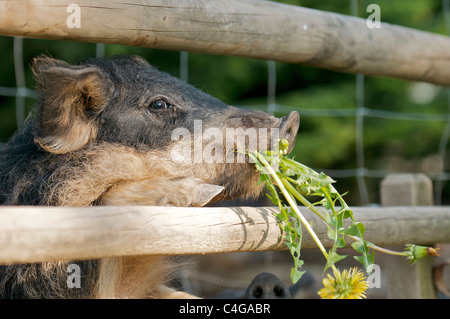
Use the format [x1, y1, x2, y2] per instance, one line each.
[318, 267, 369, 299]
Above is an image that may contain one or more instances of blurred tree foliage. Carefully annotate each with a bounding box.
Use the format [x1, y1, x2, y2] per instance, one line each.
[0, 0, 448, 205]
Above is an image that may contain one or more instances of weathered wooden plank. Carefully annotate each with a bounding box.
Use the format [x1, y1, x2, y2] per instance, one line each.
[0, 205, 449, 265]
[0, 0, 449, 85]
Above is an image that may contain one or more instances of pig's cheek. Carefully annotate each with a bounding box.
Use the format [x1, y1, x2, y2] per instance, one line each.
[167, 131, 194, 165]
[98, 177, 223, 207]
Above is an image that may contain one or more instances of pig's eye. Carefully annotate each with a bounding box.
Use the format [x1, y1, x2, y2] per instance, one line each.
[149, 99, 174, 110]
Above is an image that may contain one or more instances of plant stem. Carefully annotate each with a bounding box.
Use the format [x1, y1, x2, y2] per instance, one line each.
[347, 235, 406, 257]
[254, 152, 337, 273]
[283, 176, 328, 222]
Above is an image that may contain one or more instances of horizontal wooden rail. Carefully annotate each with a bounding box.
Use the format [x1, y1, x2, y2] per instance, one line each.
[0, 1, 449, 86]
[0, 205, 449, 265]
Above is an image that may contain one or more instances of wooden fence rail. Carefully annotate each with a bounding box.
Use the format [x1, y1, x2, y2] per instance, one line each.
[1, 205, 449, 266]
[0, 0, 449, 86]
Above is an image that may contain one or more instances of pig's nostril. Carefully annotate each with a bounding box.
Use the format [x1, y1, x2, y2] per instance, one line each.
[245, 273, 291, 299]
[252, 286, 263, 298]
[273, 285, 284, 297]
[280, 111, 299, 143]
[285, 128, 292, 140]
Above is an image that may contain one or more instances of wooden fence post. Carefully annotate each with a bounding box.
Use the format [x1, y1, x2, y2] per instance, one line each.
[380, 173, 437, 299]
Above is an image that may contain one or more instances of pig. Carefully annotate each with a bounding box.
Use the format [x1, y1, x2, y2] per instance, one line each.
[213, 271, 317, 299]
[0, 55, 299, 299]
[213, 272, 291, 299]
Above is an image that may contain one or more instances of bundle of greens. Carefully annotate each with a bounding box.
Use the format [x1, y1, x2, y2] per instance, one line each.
[247, 139, 438, 299]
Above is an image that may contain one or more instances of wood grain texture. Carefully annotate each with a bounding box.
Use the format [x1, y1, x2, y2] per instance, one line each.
[0, 0, 449, 85]
[0, 205, 449, 265]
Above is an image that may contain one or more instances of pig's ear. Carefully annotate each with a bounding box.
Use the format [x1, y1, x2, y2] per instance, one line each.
[32, 57, 108, 154]
[192, 183, 225, 207]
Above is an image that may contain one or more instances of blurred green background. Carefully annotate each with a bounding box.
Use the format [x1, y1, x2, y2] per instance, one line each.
[0, 0, 449, 206]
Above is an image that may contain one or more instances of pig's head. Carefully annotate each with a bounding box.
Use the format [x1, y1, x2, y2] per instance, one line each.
[32, 55, 299, 203]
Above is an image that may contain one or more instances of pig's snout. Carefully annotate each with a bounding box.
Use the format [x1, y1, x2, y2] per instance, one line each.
[244, 273, 291, 299]
[279, 111, 300, 154]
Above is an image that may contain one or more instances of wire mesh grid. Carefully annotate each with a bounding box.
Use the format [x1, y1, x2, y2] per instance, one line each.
[0, 1, 449, 206]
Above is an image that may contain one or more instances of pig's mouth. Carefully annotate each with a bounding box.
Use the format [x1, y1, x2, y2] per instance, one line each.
[167, 111, 299, 204]
[210, 111, 300, 203]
